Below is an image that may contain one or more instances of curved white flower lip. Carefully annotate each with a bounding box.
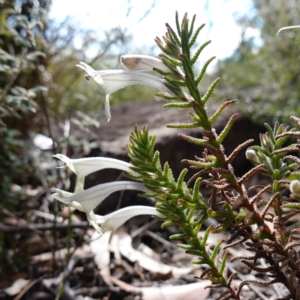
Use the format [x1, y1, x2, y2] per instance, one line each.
[53, 154, 137, 179]
[52, 181, 147, 214]
[95, 205, 164, 234]
[277, 25, 300, 35]
[121, 54, 171, 73]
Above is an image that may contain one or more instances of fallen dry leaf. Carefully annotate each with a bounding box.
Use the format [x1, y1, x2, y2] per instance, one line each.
[90, 231, 112, 287]
[137, 243, 161, 261]
[31, 244, 91, 263]
[3, 278, 30, 296]
[117, 230, 192, 277]
[109, 275, 210, 300]
[141, 281, 210, 300]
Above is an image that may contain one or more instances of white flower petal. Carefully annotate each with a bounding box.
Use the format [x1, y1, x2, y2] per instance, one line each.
[53, 154, 135, 178]
[53, 154, 76, 173]
[121, 54, 171, 73]
[52, 189, 73, 205]
[277, 25, 300, 35]
[71, 201, 88, 213]
[104, 94, 111, 122]
[87, 211, 103, 235]
[52, 181, 146, 214]
[76, 62, 96, 77]
[76, 61, 172, 121]
[77, 62, 171, 95]
[98, 69, 171, 95]
[95, 206, 163, 234]
[76, 59, 172, 121]
[52, 182, 147, 234]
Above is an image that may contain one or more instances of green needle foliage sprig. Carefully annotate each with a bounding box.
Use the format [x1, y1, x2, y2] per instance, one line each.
[127, 126, 227, 285]
[127, 12, 300, 299]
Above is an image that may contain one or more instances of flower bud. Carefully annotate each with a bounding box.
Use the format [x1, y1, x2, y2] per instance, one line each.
[290, 180, 300, 196]
[246, 149, 259, 163]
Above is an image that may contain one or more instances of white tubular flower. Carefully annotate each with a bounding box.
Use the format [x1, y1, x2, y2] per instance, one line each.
[52, 181, 147, 234]
[76, 62, 172, 121]
[53, 154, 136, 194]
[95, 206, 164, 241]
[290, 180, 300, 197]
[120, 54, 171, 73]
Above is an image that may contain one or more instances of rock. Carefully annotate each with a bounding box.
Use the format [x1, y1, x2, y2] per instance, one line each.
[88, 100, 264, 176]
[50, 100, 265, 214]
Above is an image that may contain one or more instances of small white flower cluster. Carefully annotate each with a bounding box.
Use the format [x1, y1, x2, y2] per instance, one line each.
[52, 154, 162, 238]
[53, 55, 170, 238]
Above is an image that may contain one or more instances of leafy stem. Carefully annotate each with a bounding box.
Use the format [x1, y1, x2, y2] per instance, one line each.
[127, 125, 227, 285]
[125, 11, 300, 299]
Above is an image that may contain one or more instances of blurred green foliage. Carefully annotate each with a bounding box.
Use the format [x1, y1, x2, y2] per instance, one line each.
[0, 0, 139, 208]
[0, 0, 49, 206]
[0, 0, 137, 279]
[1, 0, 299, 289]
[2, 0, 300, 214]
[46, 25, 131, 116]
[215, 0, 300, 125]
